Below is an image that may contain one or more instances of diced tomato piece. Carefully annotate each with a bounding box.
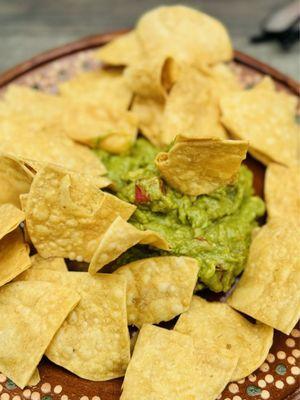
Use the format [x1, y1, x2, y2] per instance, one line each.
[135, 185, 150, 203]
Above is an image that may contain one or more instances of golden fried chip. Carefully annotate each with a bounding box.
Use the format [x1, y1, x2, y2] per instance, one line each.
[228, 218, 300, 334]
[0, 203, 25, 240]
[136, 6, 233, 68]
[30, 254, 67, 271]
[19, 269, 130, 381]
[0, 229, 31, 287]
[125, 56, 179, 100]
[131, 95, 164, 147]
[175, 296, 273, 381]
[0, 280, 80, 388]
[265, 163, 300, 220]
[220, 78, 299, 166]
[0, 116, 106, 176]
[27, 369, 40, 387]
[156, 136, 248, 195]
[25, 164, 135, 262]
[161, 67, 227, 144]
[61, 104, 138, 153]
[114, 256, 198, 327]
[120, 325, 201, 400]
[96, 31, 143, 66]
[59, 69, 132, 111]
[1, 85, 61, 121]
[121, 324, 236, 400]
[0, 154, 32, 208]
[89, 216, 169, 274]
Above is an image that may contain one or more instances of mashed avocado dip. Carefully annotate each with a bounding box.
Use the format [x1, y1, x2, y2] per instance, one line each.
[96, 138, 265, 293]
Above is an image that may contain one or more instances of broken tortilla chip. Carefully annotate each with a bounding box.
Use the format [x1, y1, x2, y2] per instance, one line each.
[96, 31, 143, 66]
[228, 218, 300, 335]
[0, 203, 25, 240]
[121, 324, 236, 400]
[0, 280, 80, 388]
[161, 67, 227, 144]
[136, 6, 233, 68]
[0, 229, 31, 287]
[25, 164, 135, 262]
[114, 256, 198, 327]
[175, 296, 273, 381]
[265, 163, 300, 220]
[220, 77, 299, 166]
[18, 269, 130, 381]
[124, 56, 179, 100]
[131, 95, 164, 147]
[155, 136, 248, 195]
[0, 154, 32, 208]
[89, 216, 169, 274]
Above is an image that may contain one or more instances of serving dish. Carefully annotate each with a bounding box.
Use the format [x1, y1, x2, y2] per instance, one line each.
[0, 31, 299, 400]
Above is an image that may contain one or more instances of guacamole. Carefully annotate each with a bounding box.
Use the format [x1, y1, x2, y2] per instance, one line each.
[96, 138, 265, 292]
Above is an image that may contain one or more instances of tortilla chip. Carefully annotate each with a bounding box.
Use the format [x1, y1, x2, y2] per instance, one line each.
[0, 115, 106, 176]
[131, 95, 164, 147]
[120, 324, 201, 400]
[31, 254, 67, 271]
[161, 67, 227, 144]
[16, 254, 67, 281]
[0, 280, 80, 388]
[175, 296, 273, 381]
[25, 164, 135, 262]
[0, 203, 25, 240]
[59, 69, 132, 111]
[0, 229, 31, 287]
[125, 56, 179, 100]
[61, 103, 138, 152]
[0, 154, 32, 208]
[1, 85, 61, 121]
[27, 369, 40, 387]
[228, 218, 300, 334]
[89, 216, 169, 274]
[136, 6, 233, 68]
[265, 163, 300, 220]
[220, 78, 299, 166]
[121, 324, 236, 400]
[96, 31, 143, 66]
[19, 269, 130, 380]
[156, 136, 248, 195]
[114, 256, 198, 327]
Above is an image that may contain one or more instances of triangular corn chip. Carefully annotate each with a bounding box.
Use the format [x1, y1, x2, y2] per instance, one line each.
[175, 296, 273, 381]
[89, 216, 169, 274]
[18, 269, 130, 381]
[220, 77, 299, 166]
[114, 256, 198, 327]
[228, 218, 300, 334]
[136, 6, 232, 67]
[25, 164, 135, 262]
[0, 280, 80, 388]
[156, 136, 248, 195]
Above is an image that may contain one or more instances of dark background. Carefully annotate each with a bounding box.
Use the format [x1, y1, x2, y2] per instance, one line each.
[0, 0, 299, 79]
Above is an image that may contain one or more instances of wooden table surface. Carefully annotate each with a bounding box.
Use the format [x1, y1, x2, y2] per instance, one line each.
[0, 0, 299, 80]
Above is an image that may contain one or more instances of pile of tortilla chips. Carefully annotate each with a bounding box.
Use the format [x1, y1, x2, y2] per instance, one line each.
[0, 4, 299, 400]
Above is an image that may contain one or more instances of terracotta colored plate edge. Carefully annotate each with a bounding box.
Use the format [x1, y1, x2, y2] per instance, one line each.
[0, 28, 299, 95]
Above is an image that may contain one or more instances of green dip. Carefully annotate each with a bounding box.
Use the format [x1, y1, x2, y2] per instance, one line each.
[96, 138, 265, 293]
